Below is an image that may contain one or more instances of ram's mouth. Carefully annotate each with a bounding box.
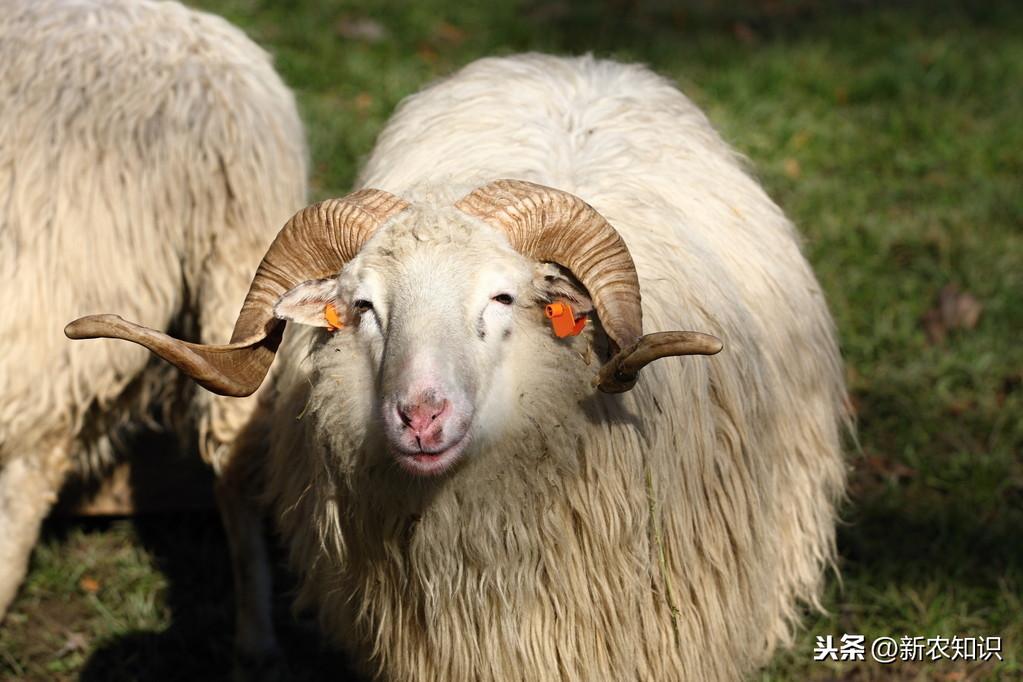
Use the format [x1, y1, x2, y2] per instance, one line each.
[393, 433, 470, 477]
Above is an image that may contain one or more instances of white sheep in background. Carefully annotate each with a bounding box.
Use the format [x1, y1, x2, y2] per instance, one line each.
[0, 0, 306, 666]
[69, 54, 848, 680]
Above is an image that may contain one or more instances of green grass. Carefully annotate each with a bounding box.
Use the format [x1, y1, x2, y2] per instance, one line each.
[2, 1, 1021, 679]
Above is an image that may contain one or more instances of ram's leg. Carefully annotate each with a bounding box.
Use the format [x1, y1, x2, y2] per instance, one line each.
[214, 453, 280, 666]
[198, 391, 283, 681]
[0, 449, 71, 619]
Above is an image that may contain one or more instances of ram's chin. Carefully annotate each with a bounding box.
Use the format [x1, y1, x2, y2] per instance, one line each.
[392, 434, 471, 477]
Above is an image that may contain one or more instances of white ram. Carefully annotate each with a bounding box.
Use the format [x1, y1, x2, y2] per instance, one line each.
[69, 54, 848, 680]
[0, 0, 306, 664]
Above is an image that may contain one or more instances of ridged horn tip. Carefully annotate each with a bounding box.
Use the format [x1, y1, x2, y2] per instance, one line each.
[594, 330, 723, 393]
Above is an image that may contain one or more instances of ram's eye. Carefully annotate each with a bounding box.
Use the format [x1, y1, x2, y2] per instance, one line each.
[353, 299, 374, 313]
[492, 294, 515, 305]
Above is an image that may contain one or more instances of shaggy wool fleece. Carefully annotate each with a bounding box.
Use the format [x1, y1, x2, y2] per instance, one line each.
[259, 54, 848, 681]
[0, 0, 306, 618]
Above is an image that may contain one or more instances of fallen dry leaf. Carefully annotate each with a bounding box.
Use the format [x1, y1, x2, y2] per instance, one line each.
[922, 283, 983, 344]
[945, 398, 976, 416]
[353, 92, 373, 113]
[417, 43, 439, 64]
[783, 157, 801, 179]
[433, 21, 467, 46]
[335, 16, 387, 43]
[52, 632, 89, 659]
[862, 454, 917, 480]
[732, 22, 757, 44]
[78, 576, 100, 594]
[790, 130, 812, 149]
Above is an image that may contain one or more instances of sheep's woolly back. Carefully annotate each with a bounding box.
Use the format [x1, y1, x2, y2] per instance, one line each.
[265, 54, 847, 680]
[0, 0, 307, 471]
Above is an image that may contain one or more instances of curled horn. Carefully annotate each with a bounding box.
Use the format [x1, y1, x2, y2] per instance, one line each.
[65, 190, 410, 396]
[454, 179, 722, 393]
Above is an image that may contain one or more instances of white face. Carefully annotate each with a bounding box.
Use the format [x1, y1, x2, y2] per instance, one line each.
[274, 208, 593, 478]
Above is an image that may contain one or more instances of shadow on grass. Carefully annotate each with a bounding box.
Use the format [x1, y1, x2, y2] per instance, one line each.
[76, 511, 236, 682]
[840, 483, 1023, 589]
[72, 509, 350, 682]
[50, 432, 351, 682]
[506, 0, 1023, 58]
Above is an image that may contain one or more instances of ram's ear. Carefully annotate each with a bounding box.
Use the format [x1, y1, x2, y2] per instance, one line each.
[273, 278, 339, 328]
[531, 262, 594, 315]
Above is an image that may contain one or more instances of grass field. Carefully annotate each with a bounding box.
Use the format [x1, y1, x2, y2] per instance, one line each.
[2, 1, 1021, 680]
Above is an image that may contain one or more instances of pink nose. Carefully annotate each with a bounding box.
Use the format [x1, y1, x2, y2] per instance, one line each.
[396, 395, 450, 443]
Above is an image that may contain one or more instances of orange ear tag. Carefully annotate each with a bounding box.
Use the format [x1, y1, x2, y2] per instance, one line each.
[323, 303, 344, 332]
[544, 301, 587, 338]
